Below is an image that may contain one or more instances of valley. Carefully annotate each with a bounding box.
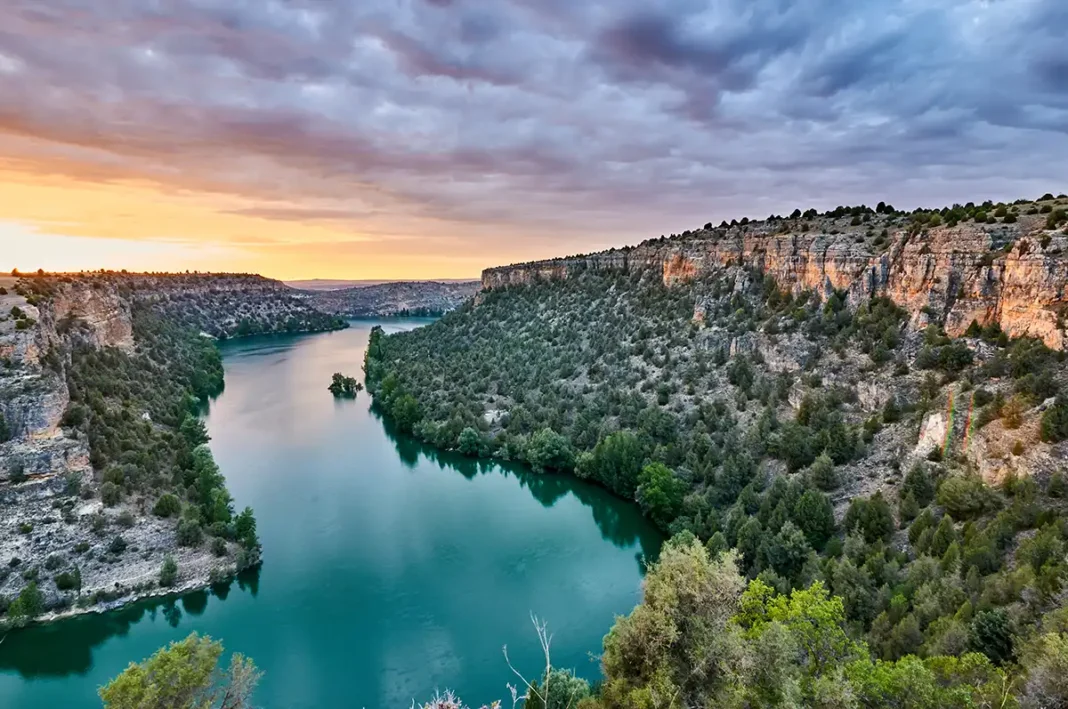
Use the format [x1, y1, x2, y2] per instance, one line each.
[366, 194, 1068, 706]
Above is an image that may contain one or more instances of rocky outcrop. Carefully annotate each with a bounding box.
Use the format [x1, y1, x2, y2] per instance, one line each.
[0, 273, 308, 625]
[482, 211, 1068, 349]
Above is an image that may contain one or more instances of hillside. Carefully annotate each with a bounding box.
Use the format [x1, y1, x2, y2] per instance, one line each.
[368, 192, 1068, 702]
[0, 271, 344, 627]
[116, 272, 347, 338]
[305, 280, 479, 317]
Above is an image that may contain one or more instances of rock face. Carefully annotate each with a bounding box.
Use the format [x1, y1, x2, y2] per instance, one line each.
[0, 272, 333, 625]
[305, 280, 480, 317]
[483, 212, 1068, 349]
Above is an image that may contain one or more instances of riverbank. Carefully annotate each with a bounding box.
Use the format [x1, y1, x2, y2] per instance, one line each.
[1, 319, 660, 708]
[0, 275, 283, 632]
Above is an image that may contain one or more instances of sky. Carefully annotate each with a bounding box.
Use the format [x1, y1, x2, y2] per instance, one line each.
[1, 0, 1066, 280]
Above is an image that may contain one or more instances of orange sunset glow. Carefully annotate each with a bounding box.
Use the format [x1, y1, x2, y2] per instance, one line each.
[2, 0, 1066, 280]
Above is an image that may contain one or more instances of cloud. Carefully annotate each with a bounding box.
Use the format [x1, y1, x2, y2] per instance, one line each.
[0, 0, 1066, 277]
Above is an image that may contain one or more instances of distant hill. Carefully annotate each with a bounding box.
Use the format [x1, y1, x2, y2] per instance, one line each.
[285, 278, 478, 291]
[303, 280, 480, 317]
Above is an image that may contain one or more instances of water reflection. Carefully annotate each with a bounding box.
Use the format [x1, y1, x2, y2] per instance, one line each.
[374, 409, 662, 565]
[1, 319, 660, 707]
[0, 568, 259, 678]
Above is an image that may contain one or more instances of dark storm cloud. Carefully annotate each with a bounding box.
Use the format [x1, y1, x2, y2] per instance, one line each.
[0, 0, 1066, 248]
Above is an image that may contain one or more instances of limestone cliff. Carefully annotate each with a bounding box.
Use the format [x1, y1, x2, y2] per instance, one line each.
[483, 206, 1068, 349]
[0, 272, 333, 625]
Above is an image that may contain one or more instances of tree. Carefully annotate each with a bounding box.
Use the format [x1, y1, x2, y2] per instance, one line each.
[636, 463, 686, 528]
[793, 489, 835, 549]
[160, 555, 178, 587]
[457, 427, 484, 457]
[180, 416, 210, 446]
[766, 521, 812, 581]
[328, 372, 363, 398]
[844, 492, 894, 544]
[7, 581, 44, 621]
[524, 668, 591, 709]
[806, 452, 838, 491]
[177, 518, 204, 547]
[899, 491, 920, 523]
[101, 481, 121, 506]
[737, 579, 864, 679]
[1020, 631, 1068, 707]
[970, 609, 1014, 665]
[234, 507, 258, 550]
[600, 541, 747, 708]
[525, 428, 574, 472]
[929, 514, 957, 558]
[99, 633, 261, 709]
[1041, 395, 1068, 443]
[576, 430, 646, 497]
[392, 393, 423, 433]
[903, 463, 935, 507]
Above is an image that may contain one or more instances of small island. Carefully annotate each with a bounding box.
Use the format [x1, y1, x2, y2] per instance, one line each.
[328, 372, 363, 398]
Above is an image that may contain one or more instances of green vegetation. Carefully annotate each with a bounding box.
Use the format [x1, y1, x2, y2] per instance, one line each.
[366, 254, 1068, 693]
[61, 303, 262, 570]
[159, 555, 178, 587]
[99, 633, 260, 709]
[328, 372, 363, 397]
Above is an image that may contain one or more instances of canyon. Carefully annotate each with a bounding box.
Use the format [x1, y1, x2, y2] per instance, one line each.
[483, 203, 1068, 350]
[0, 273, 345, 626]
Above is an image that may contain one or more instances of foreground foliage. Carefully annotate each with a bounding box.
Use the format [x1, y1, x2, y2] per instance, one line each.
[99, 633, 260, 709]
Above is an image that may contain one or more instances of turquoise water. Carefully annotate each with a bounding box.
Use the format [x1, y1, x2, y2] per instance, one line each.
[0, 319, 661, 707]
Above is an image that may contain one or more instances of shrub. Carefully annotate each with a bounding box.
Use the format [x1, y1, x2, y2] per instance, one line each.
[54, 570, 80, 591]
[844, 492, 894, 543]
[938, 475, 1000, 519]
[108, 535, 128, 555]
[177, 519, 203, 547]
[807, 452, 839, 491]
[18, 522, 33, 534]
[159, 555, 178, 587]
[153, 493, 182, 518]
[211, 537, 227, 557]
[100, 481, 121, 507]
[1041, 395, 1068, 443]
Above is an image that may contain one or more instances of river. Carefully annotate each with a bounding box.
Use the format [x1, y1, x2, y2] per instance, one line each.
[0, 318, 661, 708]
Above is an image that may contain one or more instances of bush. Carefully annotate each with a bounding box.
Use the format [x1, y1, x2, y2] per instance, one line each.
[54, 570, 80, 591]
[806, 452, 838, 491]
[211, 537, 227, 557]
[1041, 395, 1068, 443]
[843, 492, 894, 544]
[525, 428, 575, 472]
[100, 481, 121, 507]
[108, 535, 128, 555]
[159, 555, 178, 587]
[177, 519, 203, 547]
[938, 475, 1000, 519]
[153, 493, 182, 518]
